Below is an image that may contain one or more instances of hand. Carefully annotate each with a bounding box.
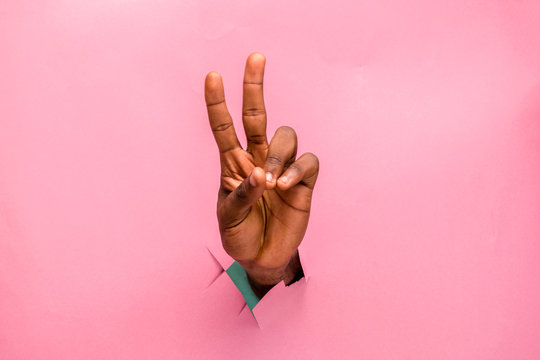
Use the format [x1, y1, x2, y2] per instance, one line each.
[204, 52, 319, 298]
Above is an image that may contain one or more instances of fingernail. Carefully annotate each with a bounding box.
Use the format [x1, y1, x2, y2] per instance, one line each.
[278, 176, 288, 185]
[266, 172, 273, 183]
[249, 173, 257, 187]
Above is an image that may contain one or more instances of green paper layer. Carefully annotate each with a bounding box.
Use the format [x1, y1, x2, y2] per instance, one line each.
[226, 261, 260, 311]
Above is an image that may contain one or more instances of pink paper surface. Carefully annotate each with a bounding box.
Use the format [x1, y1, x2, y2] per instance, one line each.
[1, 1, 540, 359]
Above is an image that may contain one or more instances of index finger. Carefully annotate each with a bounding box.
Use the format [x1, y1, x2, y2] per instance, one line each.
[205, 71, 241, 153]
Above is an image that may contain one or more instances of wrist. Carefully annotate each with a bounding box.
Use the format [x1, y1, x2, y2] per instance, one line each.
[241, 251, 303, 298]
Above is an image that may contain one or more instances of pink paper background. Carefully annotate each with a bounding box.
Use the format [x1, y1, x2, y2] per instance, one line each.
[1, 1, 540, 359]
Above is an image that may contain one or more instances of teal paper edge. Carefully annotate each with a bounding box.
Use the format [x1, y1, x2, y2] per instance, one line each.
[225, 261, 260, 312]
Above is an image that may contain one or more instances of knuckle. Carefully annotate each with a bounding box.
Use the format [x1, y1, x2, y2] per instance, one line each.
[206, 99, 225, 108]
[212, 121, 233, 132]
[266, 154, 283, 167]
[242, 108, 266, 118]
[247, 134, 266, 145]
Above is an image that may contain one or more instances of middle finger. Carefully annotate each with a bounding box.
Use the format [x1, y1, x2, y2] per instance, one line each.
[242, 52, 268, 162]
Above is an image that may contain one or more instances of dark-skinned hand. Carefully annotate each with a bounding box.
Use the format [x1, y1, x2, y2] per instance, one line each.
[204, 52, 319, 298]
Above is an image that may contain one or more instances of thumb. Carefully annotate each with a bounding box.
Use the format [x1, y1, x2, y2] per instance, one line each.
[219, 167, 266, 228]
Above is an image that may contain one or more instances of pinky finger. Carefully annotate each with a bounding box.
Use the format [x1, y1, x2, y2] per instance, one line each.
[277, 152, 319, 190]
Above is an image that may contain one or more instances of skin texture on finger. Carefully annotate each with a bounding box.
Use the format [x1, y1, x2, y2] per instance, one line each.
[242, 52, 268, 163]
[264, 126, 297, 189]
[277, 152, 320, 190]
[205, 71, 241, 153]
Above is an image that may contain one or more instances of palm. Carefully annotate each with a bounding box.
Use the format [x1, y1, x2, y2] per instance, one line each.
[205, 52, 319, 287]
[218, 147, 312, 269]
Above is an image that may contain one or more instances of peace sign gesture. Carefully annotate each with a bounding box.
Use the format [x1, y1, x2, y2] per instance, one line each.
[204, 53, 319, 297]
